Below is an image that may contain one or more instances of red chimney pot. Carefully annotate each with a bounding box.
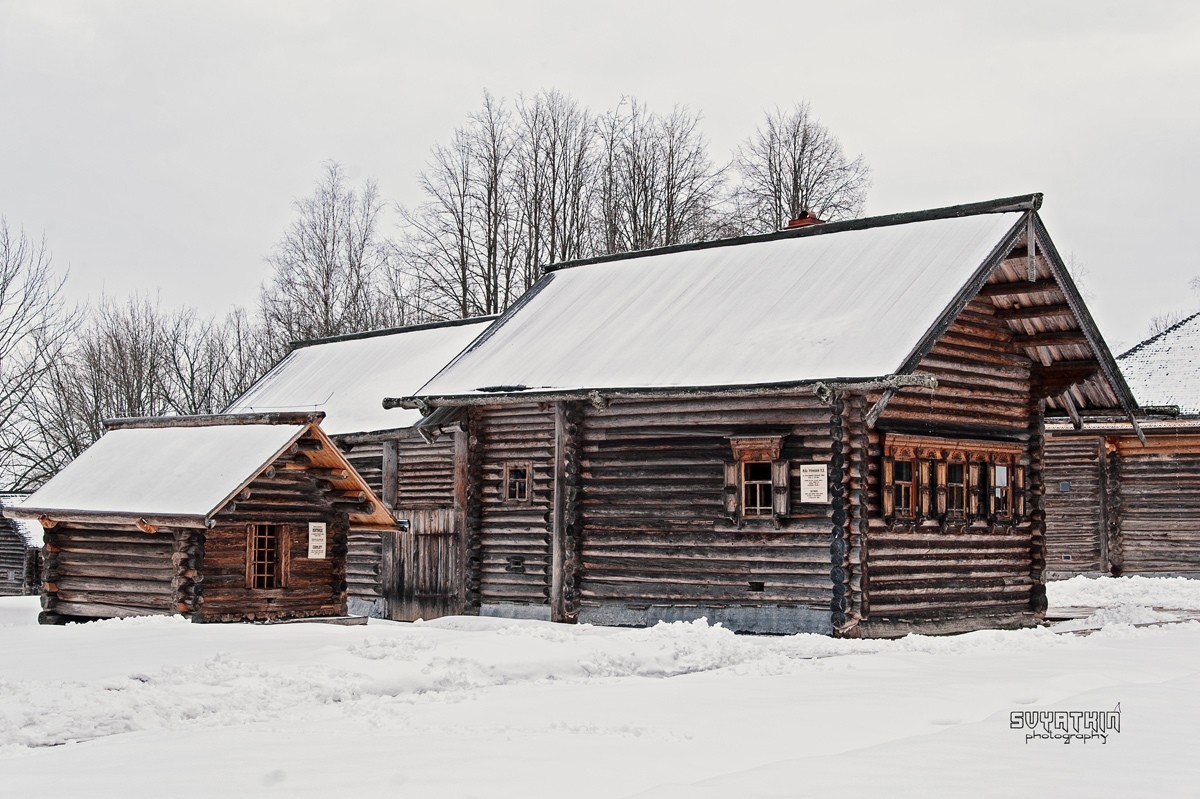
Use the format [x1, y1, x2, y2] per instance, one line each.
[785, 211, 824, 229]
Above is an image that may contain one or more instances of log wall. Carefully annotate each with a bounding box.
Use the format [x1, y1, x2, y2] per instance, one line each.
[201, 463, 349, 622]
[862, 300, 1040, 635]
[1043, 435, 1107, 575]
[42, 524, 179, 620]
[1114, 435, 1200, 575]
[574, 395, 837, 633]
[475, 404, 555, 612]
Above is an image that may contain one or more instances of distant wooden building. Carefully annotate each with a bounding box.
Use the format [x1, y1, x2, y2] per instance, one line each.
[1045, 312, 1200, 577]
[388, 194, 1138, 637]
[0, 494, 41, 596]
[9, 413, 393, 624]
[227, 318, 494, 620]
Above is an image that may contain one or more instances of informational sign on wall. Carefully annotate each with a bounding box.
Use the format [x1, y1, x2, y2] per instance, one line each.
[307, 522, 327, 559]
[799, 464, 829, 504]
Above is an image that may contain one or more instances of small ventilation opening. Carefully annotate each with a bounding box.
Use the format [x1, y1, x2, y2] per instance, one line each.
[1061, 554, 1073, 562]
[505, 556, 526, 573]
[748, 580, 765, 592]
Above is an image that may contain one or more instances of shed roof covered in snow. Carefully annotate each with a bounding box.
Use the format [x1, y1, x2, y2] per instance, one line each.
[11, 413, 394, 528]
[227, 318, 494, 435]
[398, 194, 1135, 419]
[1117, 312, 1200, 415]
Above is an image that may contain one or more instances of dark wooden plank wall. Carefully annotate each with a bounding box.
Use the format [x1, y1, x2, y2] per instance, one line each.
[577, 396, 836, 612]
[42, 525, 177, 618]
[1043, 436, 1107, 574]
[346, 528, 384, 606]
[396, 433, 456, 508]
[865, 300, 1038, 629]
[476, 404, 555, 607]
[1116, 436, 1200, 575]
[344, 440, 385, 498]
[0, 523, 32, 595]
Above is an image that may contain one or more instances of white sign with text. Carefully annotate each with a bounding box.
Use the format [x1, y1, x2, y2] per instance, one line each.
[799, 464, 829, 504]
[307, 522, 327, 559]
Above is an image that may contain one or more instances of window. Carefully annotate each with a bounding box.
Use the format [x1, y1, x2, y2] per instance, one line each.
[892, 459, 915, 518]
[882, 435, 1025, 524]
[503, 462, 532, 503]
[742, 461, 774, 517]
[724, 436, 791, 522]
[247, 523, 286, 589]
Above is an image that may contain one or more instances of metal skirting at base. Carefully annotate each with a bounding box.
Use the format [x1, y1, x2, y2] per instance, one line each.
[479, 602, 552, 621]
[577, 604, 833, 635]
[347, 596, 386, 619]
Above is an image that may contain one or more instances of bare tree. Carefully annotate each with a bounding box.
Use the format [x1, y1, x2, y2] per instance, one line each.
[259, 162, 401, 358]
[400, 92, 522, 318]
[733, 102, 870, 232]
[1146, 311, 1191, 338]
[513, 90, 596, 286]
[0, 221, 76, 488]
[593, 100, 723, 255]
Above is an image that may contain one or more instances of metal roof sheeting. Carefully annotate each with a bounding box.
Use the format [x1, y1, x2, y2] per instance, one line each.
[228, 320, 492, 434]
[1118, 312, 1200, 414]
[417, 213, 1024, 397]
[15, 424, 305, 518]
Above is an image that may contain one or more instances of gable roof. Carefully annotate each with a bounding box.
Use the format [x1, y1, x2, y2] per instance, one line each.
[1117, 311, 1200, 414]
[400, 194, 1135, 418]
[10, 413, 394, 528]
[227, 318, 494, 435]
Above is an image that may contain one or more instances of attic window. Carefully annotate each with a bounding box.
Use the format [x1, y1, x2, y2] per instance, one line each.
[504, 462, 532, 503]
[247, 523, 287, 589]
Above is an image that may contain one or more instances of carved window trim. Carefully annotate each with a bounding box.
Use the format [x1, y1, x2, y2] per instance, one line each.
[503, 461, 533, 504]
[882, 435, 1026, 525]
[724, 436, 791, 524]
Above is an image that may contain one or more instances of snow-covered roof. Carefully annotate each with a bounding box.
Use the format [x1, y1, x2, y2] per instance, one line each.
[0, 494, 42, 547]
[415, 212, 1025, 398]
[1118, 312, 1200, 414]
[228, 319, 492, 434]
[16, 424, 306, 519]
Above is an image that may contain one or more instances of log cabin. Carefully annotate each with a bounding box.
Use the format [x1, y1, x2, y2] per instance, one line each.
[8, 412, 394, 624]
[226, 318, 494, 620]
[385, 194, 1139, 637]
[1045, 311, 1200, 578]
[0, 494, 41, 596]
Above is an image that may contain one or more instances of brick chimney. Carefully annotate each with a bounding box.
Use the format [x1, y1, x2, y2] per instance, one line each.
[785, 211, 824, 229]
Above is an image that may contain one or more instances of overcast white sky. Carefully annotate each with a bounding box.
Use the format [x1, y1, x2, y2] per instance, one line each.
[2, 1, 1197, 351]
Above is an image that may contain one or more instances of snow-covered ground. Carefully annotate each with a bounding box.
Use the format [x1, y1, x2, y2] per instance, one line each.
[2, 576, 1199, 797]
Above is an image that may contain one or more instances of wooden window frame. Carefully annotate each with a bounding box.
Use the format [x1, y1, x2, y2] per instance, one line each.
[725, 436, 791, 523]
[246, 523, 288, 590]
[883, 435, 1026, 525]
[503, 461, 533, 504]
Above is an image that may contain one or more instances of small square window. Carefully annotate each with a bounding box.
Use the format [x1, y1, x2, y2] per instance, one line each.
[503, 462, 532, 503]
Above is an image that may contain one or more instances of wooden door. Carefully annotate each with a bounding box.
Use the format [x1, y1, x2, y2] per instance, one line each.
[388, 508, 461, 621]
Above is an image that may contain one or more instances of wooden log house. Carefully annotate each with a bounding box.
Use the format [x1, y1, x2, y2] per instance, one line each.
[386, 194, 1139, 637]
[8, 412, 394, 624]
[0, 493, 42, 596]
[1045, 312, 1200, 577]
[226, 318, 494, 620]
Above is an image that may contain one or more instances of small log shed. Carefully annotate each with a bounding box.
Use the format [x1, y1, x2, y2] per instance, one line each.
[9, 412, 394, 624]
[387, 193, 1139, 638]
[0, 493, 42, 596]
[1045, 311, 1200, 577]
[226, 317, 494, 620]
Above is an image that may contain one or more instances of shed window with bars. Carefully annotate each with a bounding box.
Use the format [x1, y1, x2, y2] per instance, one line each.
[247, 523, 286, 589]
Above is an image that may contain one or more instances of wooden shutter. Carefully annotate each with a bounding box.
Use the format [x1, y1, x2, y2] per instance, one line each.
[882, 457, 894, 518]
[723, 462, 740, 516]
[1014, 465, 1026, 519]
[918, 460, 932, 518]
[772, 459, 791, 518]
[968, 461, 982, 519]
[935, 461, 948, 516]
